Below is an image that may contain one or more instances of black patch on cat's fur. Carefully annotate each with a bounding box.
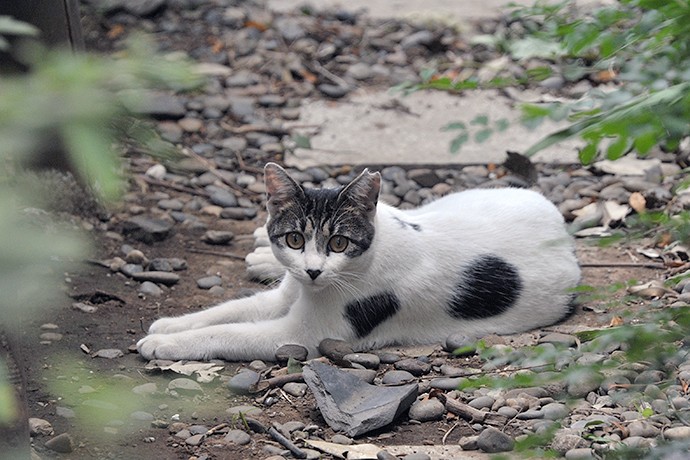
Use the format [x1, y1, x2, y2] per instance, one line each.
[345, 292, 400, 338]
[447, 255, 522, 319]
[393, 217, 422, 232]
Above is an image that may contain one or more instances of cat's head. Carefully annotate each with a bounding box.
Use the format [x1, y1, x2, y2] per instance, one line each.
[264, 162, 380, 289]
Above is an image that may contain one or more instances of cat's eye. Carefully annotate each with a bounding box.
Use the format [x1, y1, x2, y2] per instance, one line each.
[328, 235, 349, 253]
[285, 232, 305, 250]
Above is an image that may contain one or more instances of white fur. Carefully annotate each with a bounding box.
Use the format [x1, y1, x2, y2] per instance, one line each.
[137, 188, 580, 361]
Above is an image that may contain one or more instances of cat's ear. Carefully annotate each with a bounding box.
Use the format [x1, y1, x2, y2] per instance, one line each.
[264, 163, 304, 215]
[339, 168, 381, 217]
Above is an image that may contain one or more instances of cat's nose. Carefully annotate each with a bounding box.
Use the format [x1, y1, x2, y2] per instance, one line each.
[306, 269, 322, 280]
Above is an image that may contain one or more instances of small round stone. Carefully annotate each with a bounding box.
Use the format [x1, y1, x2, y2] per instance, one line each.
[343, 353, 380, 369]
[139, 281, 163, 297]
[202, 230, 234, 245]
[476, 427, 515, 453]
[282, 382, 307, 397]
[468, 395, 495, 410]
[664, 426, 690, 440]
[330, 434, 353, 445]
[541, 402, 569, 421]
[197, 275, 222, 289]
[227, 370, 260, 395]
[444, 332, 476, 355]
[168, 378, 203, 394]
[429, 377, 463, 391]
[394, 358, 431, 376]
[382, 370, 416, 385]
[275, 344, 308, 363]
[408, 399, 445, 422]
[224, 429, 251, 445]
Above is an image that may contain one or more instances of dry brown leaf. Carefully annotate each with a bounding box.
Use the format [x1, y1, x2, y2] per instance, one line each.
[593, 69, 617, 82]
[629, 192, 646, 214]
[628, 280, 673, 298]
[245, 20, 268, 31]
[107, 24, 125, 39]
[609, 316, 624, 327]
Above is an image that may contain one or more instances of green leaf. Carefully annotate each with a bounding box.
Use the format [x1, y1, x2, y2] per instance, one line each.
[606, 135, 631, 160]
[293, 134, 312, 149]
[509, 37, 564, 60]
[61, 122, 122, 201]
[419, 67, 436, 83]
[470, 115, 489, 126]
[495, 118, 510, 132]
[450, 132, 469, 153]
[475, 128, 493, 143]
[0, 16, 40, 37]
[578, 142, 598, 164]
[441, 122, 466, 131]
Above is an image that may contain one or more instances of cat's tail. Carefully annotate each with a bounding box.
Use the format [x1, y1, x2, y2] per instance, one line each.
[245, 226, 285, 283]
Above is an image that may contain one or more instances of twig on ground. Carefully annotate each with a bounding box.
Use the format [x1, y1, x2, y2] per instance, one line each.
[186, 247, 246, 260]
[268, 425, 307, 459]
[441, 422, 459, 445]
[580, 262, 667, 269]
[139, 175, 209, 197]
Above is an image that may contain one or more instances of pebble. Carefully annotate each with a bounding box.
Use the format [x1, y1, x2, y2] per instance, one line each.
[444, 332, 476, 355]
[209, 190, 238, 208]
[185, 434, 204, 446]
[429, 377, 463, 391]
[317, 84, 349, 98]
[197, 275, 222, 289]
[275, 344, 309, 363]
[29, 417, 54, 436]
[202, 230, 234, 245]
[565, 448, 596, 459]
[226, 405, 262, 417]
[468, 395, 495, 410]
[382, 370, 416, 385]
[664, 426, 690, 440]
[318, 339, 354, 363]
[139, 281, 163, 296]
[121, 216, 173, 243]
[224, 429, 251, 445]
[476, 427, 514, 453]
[330, 434, 353, 445]
[93, 348, 124, 359]
[131, 271, 180, 285]
[408, 399, 445, 422]
[283, 382, 308, 397]
[227, 370, 261, 394]
[567, 368, 602, 398]
[343, 353, 380, 369]
[541, 402, 569, 420]
[45, 433, 74, 453]
[132, 382, 158, 395]
[394, 358, 432, 376]
[167, 378, 203, 394]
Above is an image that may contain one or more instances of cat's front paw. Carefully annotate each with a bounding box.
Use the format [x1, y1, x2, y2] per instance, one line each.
[137, 333, 204, 361]
[148, 316, 193, 334]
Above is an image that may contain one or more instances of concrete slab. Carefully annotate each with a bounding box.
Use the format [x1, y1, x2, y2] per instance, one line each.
[268, 0, 604, 167]
[268, 0, 613, 28]
[285, 89, 581, 168]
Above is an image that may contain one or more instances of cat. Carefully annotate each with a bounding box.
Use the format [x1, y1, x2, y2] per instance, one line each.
[137, 163, 580, 362]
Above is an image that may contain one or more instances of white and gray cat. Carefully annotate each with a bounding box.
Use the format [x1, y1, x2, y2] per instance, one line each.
[137, 163, 580, 361]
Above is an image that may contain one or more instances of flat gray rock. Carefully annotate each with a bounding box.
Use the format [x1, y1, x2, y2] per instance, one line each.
[303, 361, 417, 437]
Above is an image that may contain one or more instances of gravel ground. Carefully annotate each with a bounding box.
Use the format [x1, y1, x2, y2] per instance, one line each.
[20, 1, 690, 459]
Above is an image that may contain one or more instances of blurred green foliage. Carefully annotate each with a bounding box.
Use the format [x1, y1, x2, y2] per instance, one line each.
[0, 20, 203, 437]
[402, 0, 690, 162]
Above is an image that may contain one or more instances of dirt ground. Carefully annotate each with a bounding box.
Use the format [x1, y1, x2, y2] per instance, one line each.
[18, 170, 671, 460]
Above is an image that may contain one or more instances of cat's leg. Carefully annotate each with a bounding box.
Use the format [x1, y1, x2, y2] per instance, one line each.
[137, 312, 324, 362]
[146, 276, 299, 334]
[245, 226, 285, 282]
